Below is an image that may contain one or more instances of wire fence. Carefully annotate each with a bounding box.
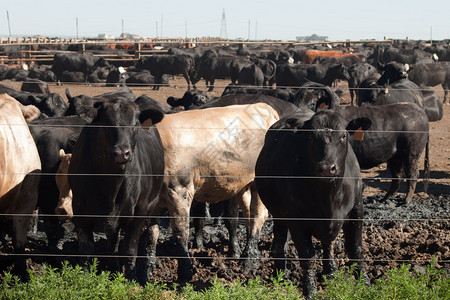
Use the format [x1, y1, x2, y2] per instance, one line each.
[0, 78, 449, 274]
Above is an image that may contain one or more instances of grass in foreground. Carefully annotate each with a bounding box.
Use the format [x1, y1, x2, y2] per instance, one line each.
[1, 259, 448, 299]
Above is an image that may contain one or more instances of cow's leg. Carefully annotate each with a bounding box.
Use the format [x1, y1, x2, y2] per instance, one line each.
[75, 222, 95, 271]
[167, 185, 194, 282]
[182, 73, 191, 90]
[121, 219, 147, 285]
[271, 219, 289, 276]
[342, 204, 369, 285]
[403, 154, 420, 203]
[384, 157, 403, 200]
[11, 215, 32, 279]
[208, 79, 215, 92]
[240, 183, 269, 272]
[138, 218, 160, 281]
[442, 82, 448, 104]
[153, 75, 161, 90]
[349, 89, 355, 106]
[104, 220, 121, 273]
[191, 201, 206, 249]
[289, 227, 317, 299]
[321, 239, 337, 279]
[223, 197, 240, 258]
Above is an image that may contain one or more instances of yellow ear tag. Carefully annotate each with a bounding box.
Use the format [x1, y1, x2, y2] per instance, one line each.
[319, 102, 326, 109]
[142, 119, 152, 130]
[353, 126, 364, 141]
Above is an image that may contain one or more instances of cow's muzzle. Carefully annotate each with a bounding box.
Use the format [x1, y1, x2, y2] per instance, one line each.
[113, 146, 132, 164]
[317, 163, 338, 178]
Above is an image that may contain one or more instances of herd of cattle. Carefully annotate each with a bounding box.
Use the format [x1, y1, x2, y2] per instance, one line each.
[0, 39, 448, 297]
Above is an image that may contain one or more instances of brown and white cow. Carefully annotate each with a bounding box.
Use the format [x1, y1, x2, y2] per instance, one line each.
[144, 103, 280, 282]
[0, 93, 41, 278]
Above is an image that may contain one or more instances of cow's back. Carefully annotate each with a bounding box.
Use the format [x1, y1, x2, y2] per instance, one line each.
[154, 103, 280, 202]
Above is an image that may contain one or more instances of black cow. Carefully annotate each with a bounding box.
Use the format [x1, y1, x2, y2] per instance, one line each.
[135, 95, 174, 114]
[0, 83, 68, 117]
[255, 110, 370, 298]
[221, 84, 296, 102]
[373, 45, 434, 65]
[5, 67, 29, 81]
[358, 78, 424, 108]
[194, 55, 248, 91]
[64, 87, 136, 122]
[27, 65, 57, 82]
[238, 64, 265, 86]
[341, 104, 430, 202]
[166, 90, 215, 110]
[68, 98, 165, 285]
[125, 68, 170, 88]
[52, 52, 110, 85]
[65, 88, 96, 122]
[251, 58, 277, 87]
[21, 78, 50, 94]
[313, 54, 365, 67]
[28, 116, 88, 248]
[135, 54, 195, 90]
[276, 62, 350, 88]
[363, 62, 443, 122]
[229, 57, 252, 84]
[407, 62, 450, 104]
[292, 81, 341, 111]
[347, 63, 378, 105]
[106, 66, 128, 87]
[422, 88, 443, 122]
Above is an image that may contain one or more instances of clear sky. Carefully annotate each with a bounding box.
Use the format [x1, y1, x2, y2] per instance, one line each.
[1, 0, 449, 41]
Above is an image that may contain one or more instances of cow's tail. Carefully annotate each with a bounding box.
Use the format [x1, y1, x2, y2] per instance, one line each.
[423, 133, 430, 193]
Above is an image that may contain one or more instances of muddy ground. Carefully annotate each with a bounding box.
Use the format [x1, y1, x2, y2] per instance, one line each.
[0, 78, 449, 291]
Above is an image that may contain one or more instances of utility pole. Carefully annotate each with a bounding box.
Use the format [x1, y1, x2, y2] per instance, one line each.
[122, 19, 124, 37]
[156, 21, 158, 38]
[430, 26, 433, 44]
[6, 11, 11, 38]
[185, 20, 187, 39]
[248, 19, 250, 41]
[161, 14, 163, 38]
[76, 17, 78, 39]
[220, 9, 227, 39]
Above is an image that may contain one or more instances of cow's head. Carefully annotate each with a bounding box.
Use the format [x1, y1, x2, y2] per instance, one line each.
[331, 63, 350, 81]
[93, 98, 164, 168]
[38, 93, 68, 117]
[296, 111, 371, 181]
[377, 62, 408, 85]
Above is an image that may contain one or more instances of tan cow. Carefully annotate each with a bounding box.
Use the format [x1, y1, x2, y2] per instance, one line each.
[55, 149, 73, 218]
[143, 102, 279, 281]
[0, 93, 41, 278]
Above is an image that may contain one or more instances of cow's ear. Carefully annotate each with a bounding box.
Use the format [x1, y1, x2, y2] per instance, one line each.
[346, 117, 372, 132]
[65, 88, 73, 102]
[284, 117, 305, 133]
[139, 107, 164, 126]
[21, 104, 40, 122]
[27, 95, 41, 105]
[167, 96, 181, 108]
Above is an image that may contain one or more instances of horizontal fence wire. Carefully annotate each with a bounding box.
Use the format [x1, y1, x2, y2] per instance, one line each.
[1, 213, 449, 222]
[1, 253, 448, 265]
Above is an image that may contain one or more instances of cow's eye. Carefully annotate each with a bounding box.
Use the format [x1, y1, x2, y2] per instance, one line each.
[340, 133, 347, 143]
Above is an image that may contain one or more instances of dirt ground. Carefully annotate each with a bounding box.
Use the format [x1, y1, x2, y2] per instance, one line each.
[1, 78, 449, 292]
